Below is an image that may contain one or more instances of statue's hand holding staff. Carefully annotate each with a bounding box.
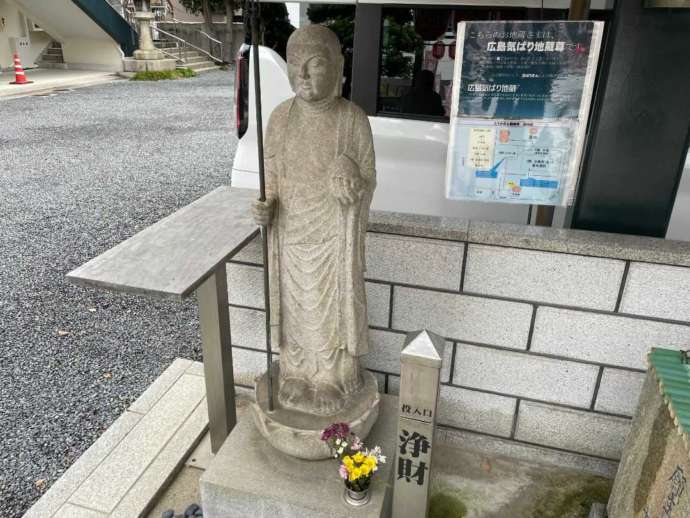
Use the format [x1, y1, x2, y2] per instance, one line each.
[252, 197, 276, 226]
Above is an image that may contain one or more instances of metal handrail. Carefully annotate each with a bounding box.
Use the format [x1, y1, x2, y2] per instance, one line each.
[199, 30, 222, 46]
[157, 46, 184, 63]
[166, 18, 224, 61]
[155, 26, 222, 63]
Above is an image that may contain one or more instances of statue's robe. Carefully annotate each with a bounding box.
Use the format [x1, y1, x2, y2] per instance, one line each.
[264, 96, 376, 389]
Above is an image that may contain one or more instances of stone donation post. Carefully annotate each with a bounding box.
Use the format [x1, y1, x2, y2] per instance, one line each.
[607, 348, 690, 518]
[393, 330, 446, 518]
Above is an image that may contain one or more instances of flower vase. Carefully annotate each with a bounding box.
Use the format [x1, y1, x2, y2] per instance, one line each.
[344, 483, 371, 506]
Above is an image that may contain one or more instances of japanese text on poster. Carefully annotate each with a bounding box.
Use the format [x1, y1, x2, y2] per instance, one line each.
[446, 21, 604, 206]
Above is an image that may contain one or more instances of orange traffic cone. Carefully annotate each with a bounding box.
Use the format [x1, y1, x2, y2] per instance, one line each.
[9, 52, 33, 85]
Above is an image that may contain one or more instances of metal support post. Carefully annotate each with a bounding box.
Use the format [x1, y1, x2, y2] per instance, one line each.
[569, 0, 591, 20]
[198, 266, 237, 453]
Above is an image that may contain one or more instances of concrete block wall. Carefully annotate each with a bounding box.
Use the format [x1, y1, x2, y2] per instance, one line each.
[225, 214, 690, 461]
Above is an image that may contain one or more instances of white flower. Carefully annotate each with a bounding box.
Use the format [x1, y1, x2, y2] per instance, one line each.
[335, 438, 341, 446]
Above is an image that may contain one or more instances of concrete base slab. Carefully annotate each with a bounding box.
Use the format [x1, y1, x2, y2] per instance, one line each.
[145, 466, 204, 518]
[122, 58, 177, 73]
[185, 432, 213, 471]
[0, 69, 121, 99]
[25, 359, 619, 518]
[200, 394, 399, 518]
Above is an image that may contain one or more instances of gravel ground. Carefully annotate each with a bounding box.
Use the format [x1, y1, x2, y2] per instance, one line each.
[0, 70, 238, 517]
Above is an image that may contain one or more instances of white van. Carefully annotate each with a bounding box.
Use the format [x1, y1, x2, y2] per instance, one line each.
[230, 1, 615, 225]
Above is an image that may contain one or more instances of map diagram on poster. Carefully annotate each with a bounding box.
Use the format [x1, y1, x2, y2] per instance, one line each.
[448, 119, 576, 204]
[445, 21, 604, 206]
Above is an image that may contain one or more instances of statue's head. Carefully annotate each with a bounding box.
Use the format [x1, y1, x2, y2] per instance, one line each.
[286, 25, 344, 102]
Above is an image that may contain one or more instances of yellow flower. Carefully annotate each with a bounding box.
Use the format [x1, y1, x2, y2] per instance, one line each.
[360, 463, 371, 476]
[365, 456, 377, 468]
[349, 467, 362, 481]
[343, 456, 354, 468]
[352, 452, 365, 464]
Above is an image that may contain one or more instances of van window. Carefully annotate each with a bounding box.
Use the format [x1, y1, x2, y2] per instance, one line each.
[377, 7, 571, 121]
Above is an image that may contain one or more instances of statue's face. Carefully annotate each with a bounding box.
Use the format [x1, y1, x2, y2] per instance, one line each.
[287, 45, 335, 103]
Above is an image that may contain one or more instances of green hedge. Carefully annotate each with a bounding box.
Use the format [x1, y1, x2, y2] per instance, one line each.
[131, 68, 197, 81]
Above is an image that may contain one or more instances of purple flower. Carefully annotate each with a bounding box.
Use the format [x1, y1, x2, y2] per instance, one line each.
[321, 422, 350, 442]
[339, 464, 349, 480]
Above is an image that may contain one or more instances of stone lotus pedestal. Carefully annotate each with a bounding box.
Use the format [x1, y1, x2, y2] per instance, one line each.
[122, 11, 176, 73]
[199, 393, 398, 518]
[251, 363, 381, 460]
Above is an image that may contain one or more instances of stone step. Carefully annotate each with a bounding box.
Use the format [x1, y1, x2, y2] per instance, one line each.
[189, 65, 221, 74]
[23, 359, 208, 518]
[161, 50, 205, 60]
[154, 41, 179, 49]
[182, 55, 210, 64]
[187, 61, 218, 71]
[40, 55, 64, 63]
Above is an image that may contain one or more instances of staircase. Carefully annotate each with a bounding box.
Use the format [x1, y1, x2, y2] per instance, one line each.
[154, 39, 220, 73]
[37, 41, 66, 69]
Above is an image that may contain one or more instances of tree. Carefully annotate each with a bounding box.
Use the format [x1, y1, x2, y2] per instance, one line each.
[201, 0, 213, 37]
[179, 0, 235, 60]
[243, 3, 294, 59]
[223, 0, 235, 62]
[178, 0, 219, 34]
[381, 12, 421, 79]
[180, 0, 293, 62]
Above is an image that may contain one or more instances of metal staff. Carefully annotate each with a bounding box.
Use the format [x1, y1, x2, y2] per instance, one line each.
[249, 0, 274, 412]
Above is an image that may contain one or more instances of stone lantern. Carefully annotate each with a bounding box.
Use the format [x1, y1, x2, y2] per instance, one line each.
[122, 3, 176, 73]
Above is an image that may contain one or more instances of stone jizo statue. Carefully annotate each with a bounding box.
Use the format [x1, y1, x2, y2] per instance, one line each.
[250, 25, 380, 459]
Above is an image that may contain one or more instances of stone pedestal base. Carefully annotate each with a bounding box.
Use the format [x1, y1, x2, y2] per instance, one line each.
[134, 48, 165, 60]
[200, 394, 398, 518]
[122, 57, 177, 73]
[251, 362, 381, 459]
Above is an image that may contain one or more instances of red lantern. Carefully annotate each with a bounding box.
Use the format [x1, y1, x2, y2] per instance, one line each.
[448, 41, 456, 60]
[415, 9, 450, 41]
[432, 41, 445, 60]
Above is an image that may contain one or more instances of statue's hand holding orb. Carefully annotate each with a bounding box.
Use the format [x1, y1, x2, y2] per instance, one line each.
[330, 154, 363, 205]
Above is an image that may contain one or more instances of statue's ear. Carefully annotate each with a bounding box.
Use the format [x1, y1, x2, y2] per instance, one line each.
[332, 54, 345, 98]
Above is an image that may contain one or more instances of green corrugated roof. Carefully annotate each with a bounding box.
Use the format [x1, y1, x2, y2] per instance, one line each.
[649, 348, 690, 450]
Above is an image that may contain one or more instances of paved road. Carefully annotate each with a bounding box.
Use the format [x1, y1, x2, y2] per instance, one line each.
[0, 70, 238, 517]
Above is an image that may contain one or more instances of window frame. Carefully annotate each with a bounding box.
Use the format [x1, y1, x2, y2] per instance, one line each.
[352, 3, 605, 123]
